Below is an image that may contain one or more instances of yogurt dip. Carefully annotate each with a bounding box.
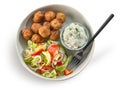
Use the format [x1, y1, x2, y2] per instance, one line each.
[62, 23, 88, 50]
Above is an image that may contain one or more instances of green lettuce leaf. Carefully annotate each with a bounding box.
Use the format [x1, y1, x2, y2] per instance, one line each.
[24, 57, 33, 64]
[27, 40, 46, 52]
[59, 44, 65, 53]
[41, 51, 51, 65]
[42, 70, 56, 78]
[31, 56, 41, 68]
[55, 55, 72, 72]
[27, 40, 38, 51]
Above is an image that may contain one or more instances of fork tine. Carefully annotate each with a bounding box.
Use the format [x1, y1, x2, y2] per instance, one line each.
[67, 57, 81, 69]
[67, 51, 83, 69]
[67, 61, 77, 69]
[67, 57, 76, 67]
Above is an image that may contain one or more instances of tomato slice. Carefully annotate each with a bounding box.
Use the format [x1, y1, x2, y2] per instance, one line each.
[64, 68, 73, 76]
[31, 49, 44, 56]
[57, 61, 62, 66]
[31, 44, 46, 56]
[39, 69, 44, 74]
[42, 66, 53, 70]
[48, 44, 59, 58]
[39, 66, 53, 74]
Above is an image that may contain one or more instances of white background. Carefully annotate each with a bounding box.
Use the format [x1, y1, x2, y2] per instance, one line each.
[0, 0, 120, 90]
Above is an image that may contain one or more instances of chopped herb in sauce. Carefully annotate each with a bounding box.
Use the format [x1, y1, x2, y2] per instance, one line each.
[63, 23, 88, 49]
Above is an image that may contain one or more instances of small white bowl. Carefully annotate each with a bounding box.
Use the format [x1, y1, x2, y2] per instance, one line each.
[16, 4, 94, 81]
[60, 22, 90, 51]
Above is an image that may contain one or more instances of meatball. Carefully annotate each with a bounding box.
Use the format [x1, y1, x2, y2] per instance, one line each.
[33, 11, 44, 23]
[22, 28, 32, 40]
[31, 34, 44, 43]
[50, 30, 60, 40]
[43, 21, 50, 29]
[45, 11, 56, 21]
[38, 26, 50, 38]
[31, 23, 42, 33]
[50, 19, 62, 29]
[56, 12, 66, 23]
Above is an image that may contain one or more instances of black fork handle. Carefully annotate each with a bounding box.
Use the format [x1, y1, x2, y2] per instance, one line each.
[83, 14, 114, 51]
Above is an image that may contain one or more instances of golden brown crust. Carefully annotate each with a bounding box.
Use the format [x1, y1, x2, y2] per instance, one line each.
[31, 23, 42, 33]
[31, 34, 44, 43]
[50, 19, 62, 29]
[33, 11, 44, 23]
[56, 12, 66, 23]
[45, 10, 56, 21]
[43, 21, 51, 29]
[50, 30, 60, 40]
[38, 26, 50, 38]
[22, 28, 32, 40]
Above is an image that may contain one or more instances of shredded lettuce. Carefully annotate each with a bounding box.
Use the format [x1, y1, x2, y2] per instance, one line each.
[24, 57, 33, 64]
[42, 70, 56, 78]
[55, 55, 72, 72]
[59, 44, 65, 53]
[46, 40, 59, 48]
[31, 56, 41, 68]
[41, 51, 51, 65]
[28, 40, 38, 51]
[23, 49, 31, 58]
[47, 40, 58, 44]
[27, 40, 46, 52]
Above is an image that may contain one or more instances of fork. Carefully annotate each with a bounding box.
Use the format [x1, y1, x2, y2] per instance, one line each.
[67, 14, 114, 69]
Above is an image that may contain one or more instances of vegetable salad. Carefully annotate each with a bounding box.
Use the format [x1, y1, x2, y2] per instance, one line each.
[23, 40, 73, 78]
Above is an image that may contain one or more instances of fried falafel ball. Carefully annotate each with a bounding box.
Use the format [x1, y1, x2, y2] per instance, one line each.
[43, 21, 50, 29]
[33, 11, 44, 23]
[56, 12, 66, 23]
[31, 23, 42, 33]
[31, 34, 44, 43]
[22, 28, 32, 40]
[50, 30, 60, 40]
[50, 19, 62, 29]
[45, 10, 56, 21]
[38, 26, 50, 38]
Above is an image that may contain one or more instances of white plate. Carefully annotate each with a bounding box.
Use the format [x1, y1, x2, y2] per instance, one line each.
[16, 4, 94, 80]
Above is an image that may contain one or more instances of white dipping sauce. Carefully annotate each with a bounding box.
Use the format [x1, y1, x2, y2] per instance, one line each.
[63, 23, 88, 49]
